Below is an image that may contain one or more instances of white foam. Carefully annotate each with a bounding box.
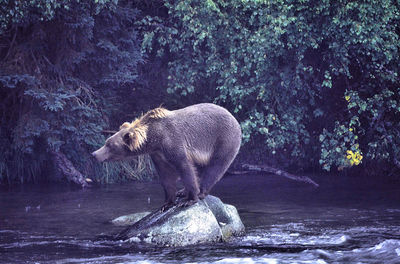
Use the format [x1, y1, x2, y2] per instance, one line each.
[241, 232, 349, 246]
[371, 239, 400, 252]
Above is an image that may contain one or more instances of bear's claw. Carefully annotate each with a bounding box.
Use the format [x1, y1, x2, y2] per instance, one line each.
[177, 199, 198, 208]
[160, 202, 175, 212]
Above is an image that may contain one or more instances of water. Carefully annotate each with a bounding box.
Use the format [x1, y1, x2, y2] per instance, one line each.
[1, 174, 400, 263]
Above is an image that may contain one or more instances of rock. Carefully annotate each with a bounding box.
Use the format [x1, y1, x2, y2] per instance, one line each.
[114, 195, 244, 246]
[111, 212, 151, 226]
[203, 196, 245, 240]
[221, 204, 245, 239]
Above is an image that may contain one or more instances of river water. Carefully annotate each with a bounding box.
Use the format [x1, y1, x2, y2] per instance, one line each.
[1, 174, 400, 263]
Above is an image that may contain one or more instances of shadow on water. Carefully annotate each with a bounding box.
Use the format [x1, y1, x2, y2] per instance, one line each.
[1, 174, 400, 263]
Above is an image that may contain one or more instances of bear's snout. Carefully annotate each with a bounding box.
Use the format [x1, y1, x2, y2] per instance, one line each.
[92, 146, 109, 162]
[91, 150, 100, 161]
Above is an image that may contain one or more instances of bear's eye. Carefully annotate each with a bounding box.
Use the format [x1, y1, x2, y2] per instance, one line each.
[123, 132, 130, 144]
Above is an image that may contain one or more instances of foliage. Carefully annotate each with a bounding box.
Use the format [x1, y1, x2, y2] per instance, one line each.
[1, 0, 400, 184]
[0, 0, 151, 183]
[139, 0, 400, 174]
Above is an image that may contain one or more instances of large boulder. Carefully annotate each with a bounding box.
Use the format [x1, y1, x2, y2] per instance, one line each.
[113, 196, 245, 247]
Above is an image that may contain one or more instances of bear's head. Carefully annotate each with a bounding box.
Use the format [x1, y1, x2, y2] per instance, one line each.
[91, 121, 147, 162]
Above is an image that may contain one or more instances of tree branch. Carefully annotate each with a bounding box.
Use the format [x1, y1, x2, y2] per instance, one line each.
[102, 130, 118, 134]
[230, 163, 319, 187]
[52, 151, 90, 188]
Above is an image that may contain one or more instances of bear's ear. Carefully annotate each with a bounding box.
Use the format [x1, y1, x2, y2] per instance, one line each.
[123, 132, 136, 151]
[120, 122, 131, 130]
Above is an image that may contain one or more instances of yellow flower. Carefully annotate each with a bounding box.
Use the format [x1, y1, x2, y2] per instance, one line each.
[345, 150, 363, 166]
[349, 128, 353, 132]
[345, 95, 351, 101]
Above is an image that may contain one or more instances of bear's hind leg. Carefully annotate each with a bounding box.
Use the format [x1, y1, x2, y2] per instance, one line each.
[198, 154, 236, 199]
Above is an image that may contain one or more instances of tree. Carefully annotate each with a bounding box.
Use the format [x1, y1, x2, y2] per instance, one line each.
[0, 0, 152, 184]
[140, 0, 400, 175]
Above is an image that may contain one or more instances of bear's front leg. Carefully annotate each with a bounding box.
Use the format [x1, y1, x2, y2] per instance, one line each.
[174, 158, 199, 205]
[160, 180, 177, 212]
[150, 153, 179, 212]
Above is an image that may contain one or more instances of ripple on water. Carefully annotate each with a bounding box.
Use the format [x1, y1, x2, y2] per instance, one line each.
[52, 255, 151, 264]
[206, 239, 400, 264]
[241, 222, 350, 247]
[207, 256, 328, 264]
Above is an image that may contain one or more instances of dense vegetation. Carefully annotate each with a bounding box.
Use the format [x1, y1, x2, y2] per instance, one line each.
[1, 0, 399, 185]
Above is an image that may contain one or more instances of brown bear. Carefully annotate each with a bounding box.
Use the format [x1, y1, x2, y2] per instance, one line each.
[92, 103, 241, 209]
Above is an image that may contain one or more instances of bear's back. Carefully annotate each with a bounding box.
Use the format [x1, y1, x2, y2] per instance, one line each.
[171, 103, 240, 136]
[161, 104, 241, 159]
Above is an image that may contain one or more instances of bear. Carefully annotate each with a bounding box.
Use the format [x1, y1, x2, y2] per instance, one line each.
[92, 103, 242, 210]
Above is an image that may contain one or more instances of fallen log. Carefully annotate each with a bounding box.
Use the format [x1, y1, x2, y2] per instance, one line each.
[52, 151, 90, 188]
[229, 164, 319, 187]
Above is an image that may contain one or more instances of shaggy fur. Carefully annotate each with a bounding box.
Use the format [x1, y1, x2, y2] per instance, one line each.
[119, 107, 171, 150]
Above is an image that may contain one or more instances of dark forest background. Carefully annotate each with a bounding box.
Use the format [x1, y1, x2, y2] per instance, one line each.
[1, 0, 399, 185]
